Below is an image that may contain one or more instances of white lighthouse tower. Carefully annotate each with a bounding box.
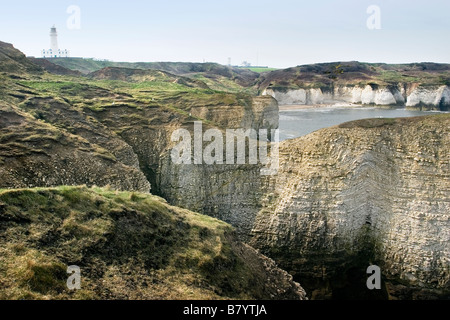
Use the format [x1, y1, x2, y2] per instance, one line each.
[42, 25, 69, 58]
[50, 25, 58, 54]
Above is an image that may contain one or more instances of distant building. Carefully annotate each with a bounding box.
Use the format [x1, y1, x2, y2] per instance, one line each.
[42, 25, 69, 58]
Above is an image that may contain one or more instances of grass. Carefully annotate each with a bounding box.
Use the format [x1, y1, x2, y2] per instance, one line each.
[191, 74, 259, 95]
[13, 71, 251, 115]
[0, 186, 288, 300]
[244, 67, 278, 73]
[0, 102, 120, 163]
[44, 58, 114, 74]
[18, 80, 80, 92]
[261, 62, 450, 91]
[1, 61, 263, 142]
[378, 70, 420, 84]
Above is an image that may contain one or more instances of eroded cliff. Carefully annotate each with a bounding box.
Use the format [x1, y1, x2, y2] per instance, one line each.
[0, 101, 150, 192]
[262, 84, 450, 110]
[258, 61, 450, 110]
[1, 42, 448, 299]
[247, 115, 449, 299]
[158, 115, 449, 299]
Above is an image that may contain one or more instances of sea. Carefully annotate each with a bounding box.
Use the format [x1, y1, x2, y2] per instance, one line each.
[279, 105, 448, 141]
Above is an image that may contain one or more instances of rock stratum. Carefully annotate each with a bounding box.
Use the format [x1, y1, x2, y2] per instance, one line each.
[258, 62, 450, 110]
[262, 85, 450, 110]
[159, 115, 450, 299]
[0, 41, 449, 299]
[250, 115, 450, 299]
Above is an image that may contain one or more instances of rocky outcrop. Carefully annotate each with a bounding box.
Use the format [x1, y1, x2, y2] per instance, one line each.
[0, 41, 278, 200]
[0, 102, 150, 192]
[27, 57, 82, 76]
[2, 42, 448, 299]
[0, 41, 43, 74]
[17, 97, 143, 170]
[406, 85, 450, 110]
[189, 96, 278, 130]
[92, 95, 278, 207]
[249, 115, 449, 299]
[160, 115, 449, 299]
[258, 61, 450, 111]
[263, 84, 450, 110]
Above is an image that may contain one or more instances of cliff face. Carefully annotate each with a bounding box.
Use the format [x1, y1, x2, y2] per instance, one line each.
[0, 101, 150, 192]
[1, 43, 305, 300]
[94, 95, 278, 226]
[1, 42, 448, 299]
[405, 85, 450, 109]
[249, 115, 450, 299]
[263, 84, 450, 110]
[162, 115, 449, 299]
[0, 40, 278, 197]
[258, 61, 450, 111]
[189, 96, 278, 130]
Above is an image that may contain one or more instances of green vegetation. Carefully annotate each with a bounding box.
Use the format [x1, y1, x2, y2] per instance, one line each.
[44, 58, 114, 74]
[378, 70, 421, 84]
[0, 186, 291, 300]
[5, 68, 253, 130]
[18, 80, 83, 92]
[191, 74, 258, 94]
[242, 67, 278, 73]
[259, 61, 450, 90]
[1, 40, 449, 302]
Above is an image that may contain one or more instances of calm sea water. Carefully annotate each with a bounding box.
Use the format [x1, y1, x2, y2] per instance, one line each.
[279, 106, 447, 141]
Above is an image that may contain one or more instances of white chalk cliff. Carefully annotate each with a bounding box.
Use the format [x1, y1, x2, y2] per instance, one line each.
[263, 85, 450, 110]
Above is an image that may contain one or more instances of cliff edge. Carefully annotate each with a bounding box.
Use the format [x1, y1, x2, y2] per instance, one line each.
[250, 115, 449, 299]
[258, 62, 450, 110]
[0, 186, 306, 300]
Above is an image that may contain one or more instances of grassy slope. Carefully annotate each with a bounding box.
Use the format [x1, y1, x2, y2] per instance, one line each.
[49, 58, 450, 94]
[256, 61, 450, 91]
[43, 58, 260, 92]
[241, 67, 278, 73]
[6, 71, 252, 124]
[0, 41, 43, 74]
[0, 186, 303, 300]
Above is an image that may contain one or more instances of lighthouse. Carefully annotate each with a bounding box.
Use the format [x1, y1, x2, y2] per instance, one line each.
[42, 25, 69, 58]
[50, 25, 58, 54]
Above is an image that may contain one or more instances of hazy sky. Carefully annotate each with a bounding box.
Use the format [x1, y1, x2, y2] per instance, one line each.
[1, 0, 449, 68]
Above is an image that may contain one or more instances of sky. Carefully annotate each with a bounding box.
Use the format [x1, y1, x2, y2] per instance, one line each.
[0, 0, 449, 68]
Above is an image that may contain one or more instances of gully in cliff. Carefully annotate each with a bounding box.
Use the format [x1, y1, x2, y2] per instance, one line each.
[170, 121, 279, 175]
